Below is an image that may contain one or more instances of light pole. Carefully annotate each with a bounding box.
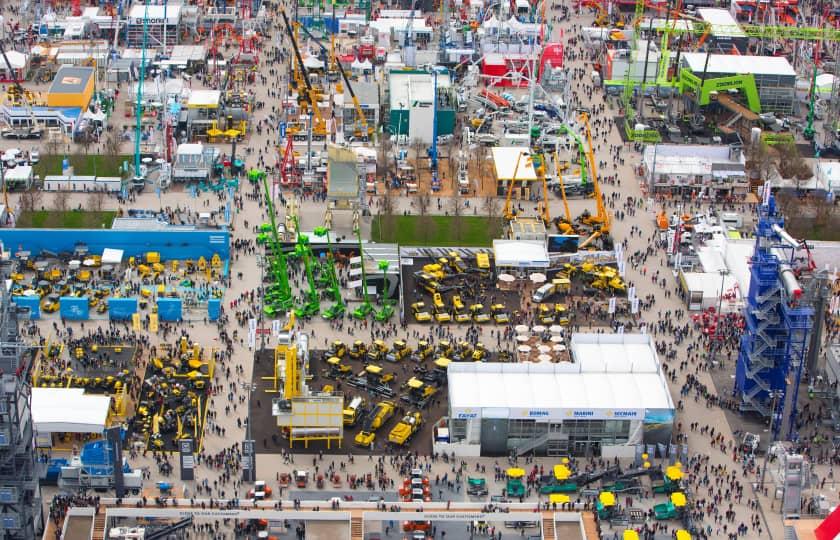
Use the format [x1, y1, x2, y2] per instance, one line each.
[708, 269, 728, 367]
[241, 381, 258, 483]
[256, 254, 266, 350]
[759, 388, 785, 490]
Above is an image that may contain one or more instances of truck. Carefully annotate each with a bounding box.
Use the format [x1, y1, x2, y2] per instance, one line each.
[58, 440, 143, 493]
[354, 400, 396, 446]
[388, 412, 422, 445]
[343, 396, 365, 426]
[532, 278, 571, 303]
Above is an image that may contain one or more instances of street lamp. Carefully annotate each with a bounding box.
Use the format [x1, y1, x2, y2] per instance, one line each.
[256, 254, 266, 350]
[241, 381, 258, 483]
[759, 388, 785, 490]
[707, 269, 728, 367]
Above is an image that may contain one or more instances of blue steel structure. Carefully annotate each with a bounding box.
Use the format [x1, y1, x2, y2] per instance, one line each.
[735, 195, 814, 441]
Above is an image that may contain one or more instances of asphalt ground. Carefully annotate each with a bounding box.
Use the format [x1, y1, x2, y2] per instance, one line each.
[249, 347, 449, 455]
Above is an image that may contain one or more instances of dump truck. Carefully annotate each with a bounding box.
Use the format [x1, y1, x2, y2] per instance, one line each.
[343, 396, 365, 426]
[388, 412, 422, 445]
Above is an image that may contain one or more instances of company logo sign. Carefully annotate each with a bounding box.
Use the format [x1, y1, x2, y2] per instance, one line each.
[571, 410, 594, 418]
[528, 410, 549, 418]
[456, 410, 478, 419]
[612, 410, 638, 418]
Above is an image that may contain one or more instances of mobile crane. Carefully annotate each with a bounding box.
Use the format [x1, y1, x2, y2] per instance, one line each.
[552, 152, 574, 234]
[299, 25, 374, 141]
[281, 9, 328, 138]
[575, 111, 612, 250]
[503, 150, 550, 224]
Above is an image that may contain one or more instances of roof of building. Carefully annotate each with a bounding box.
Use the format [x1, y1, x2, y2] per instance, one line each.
[492, 239, 550, 268]
[128, 4, 181, 22]
[48, 66, 94, 94]
[343, 81, 379, 107]
[696, 8, 746, 37]
[32, 388, 110, 433]
[388, 70, 452, 110]
[643, 144, 745, 177]
[681, 52, 795, 77]
[448, 334, 674, 415]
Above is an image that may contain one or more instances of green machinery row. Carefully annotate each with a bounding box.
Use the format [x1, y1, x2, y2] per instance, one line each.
[257, 175, 394, 322]
[609, 0, 840, 141]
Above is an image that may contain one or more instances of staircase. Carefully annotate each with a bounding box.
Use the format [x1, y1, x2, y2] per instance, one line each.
[724, 112, 743, 128]
[541, 514, 556, 540]
[351, 516, 364, 540]
[91, 512, 106, 540]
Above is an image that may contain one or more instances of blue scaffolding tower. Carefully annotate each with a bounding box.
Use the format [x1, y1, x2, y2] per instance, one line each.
[735, 195, 814, 441]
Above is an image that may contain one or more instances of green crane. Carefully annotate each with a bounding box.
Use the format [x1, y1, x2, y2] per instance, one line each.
[557, 124, 589, 186]
[292, 216, 320, 318]
[313, 226, 345, 320]
[804, 65, 817, 141]
[373, 260, 394, 322]
[260, 176, 294, 316]
[351, 227, 374, 320]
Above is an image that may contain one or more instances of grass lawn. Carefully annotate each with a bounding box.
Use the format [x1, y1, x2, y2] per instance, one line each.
[33, 154, 129, 178]
[17, 210, 117, 229]
[371, 214, 503, 246]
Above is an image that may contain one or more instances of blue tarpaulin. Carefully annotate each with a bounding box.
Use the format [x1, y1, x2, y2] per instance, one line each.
[207, 298, 221, 321]
[60, 296, 89, 320]
[108, 298, 138, 320]
[12, 295, 40, 319]
[157, 298, 182, 321]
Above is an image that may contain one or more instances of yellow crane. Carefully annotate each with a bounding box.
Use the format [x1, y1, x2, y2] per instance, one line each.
[577, 110, 609, 232]
[552, 151, 574, 234]
[281, 10, 327, 137]
[503, 150, 550, 224]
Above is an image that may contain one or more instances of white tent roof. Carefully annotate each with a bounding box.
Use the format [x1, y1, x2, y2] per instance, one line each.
[492, 146, 538, 180]
[32, 388, 110, 434]
[4, 165, 32, 181]
[3, 50, 27, 69]
[448, 334, 673, 414]
[493, 240, 549, 268]
[101, 248, 123, 265]
[303, 55, 324, 70]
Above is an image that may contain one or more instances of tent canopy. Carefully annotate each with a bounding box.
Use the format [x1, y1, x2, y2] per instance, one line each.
[32, 387, 110, 434]
[493, 240, 549, 268]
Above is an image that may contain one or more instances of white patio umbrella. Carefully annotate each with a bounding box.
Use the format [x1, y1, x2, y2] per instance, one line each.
[532, 325, 547, 334]
[498, 273, 515, 282]
[537, 354, 552, 363]
[516, 335, 530, 343]
[530, 272, 547, 283]
[550, 335, 565, 344]
[515, 324, 530, 334]
[549, 325, 564, 334]
[537, 345, 551, 354]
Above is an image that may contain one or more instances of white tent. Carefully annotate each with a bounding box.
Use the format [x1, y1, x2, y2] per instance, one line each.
[32, 388, 110, 434]
[303, 55, 325, 70]
[493, 239, 549, 268]
[101, 248, 124, 265]
[3, 50, 27, 69]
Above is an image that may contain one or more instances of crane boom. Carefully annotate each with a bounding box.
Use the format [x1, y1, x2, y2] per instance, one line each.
[580, 111, 609, 232]
[298, 25, 373, 140]
[280, 9, 327, 135]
